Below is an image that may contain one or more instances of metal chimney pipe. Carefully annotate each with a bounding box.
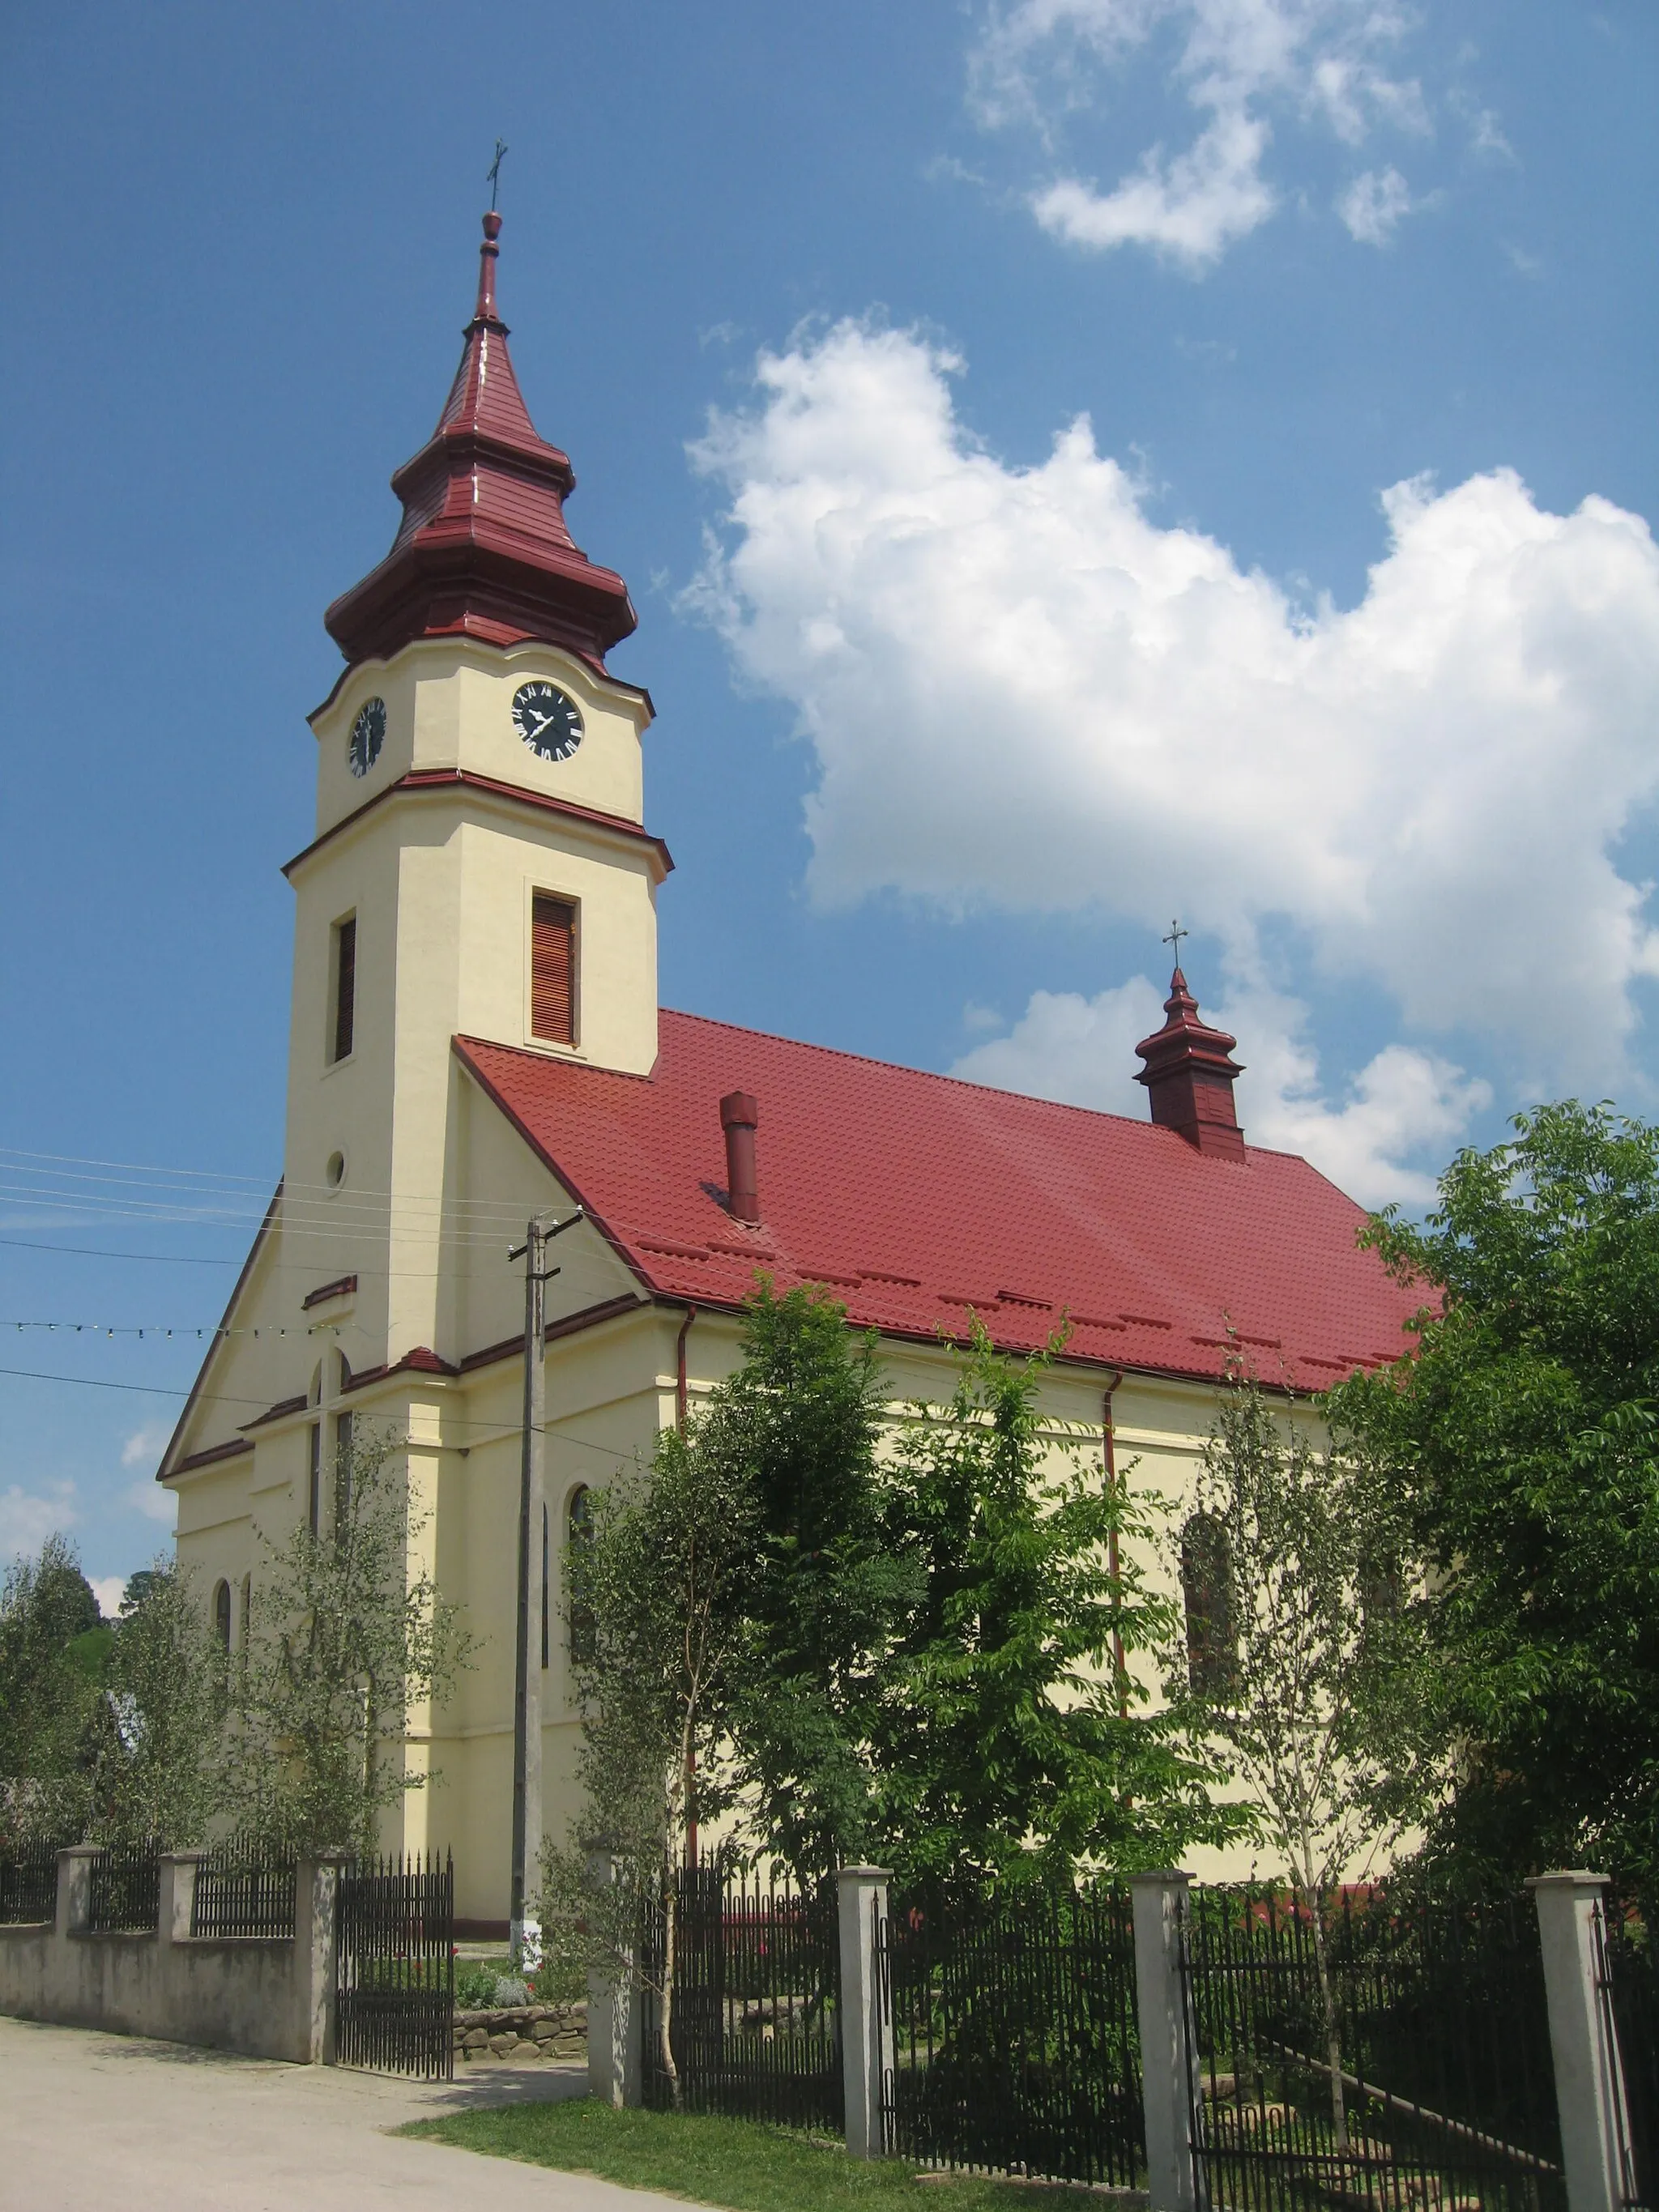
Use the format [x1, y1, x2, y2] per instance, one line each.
[719, 1092, 760, 1224]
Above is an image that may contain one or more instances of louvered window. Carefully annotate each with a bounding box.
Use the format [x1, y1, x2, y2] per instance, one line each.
[531, 894, 576, 1045]
[331, 916, 356, 1063]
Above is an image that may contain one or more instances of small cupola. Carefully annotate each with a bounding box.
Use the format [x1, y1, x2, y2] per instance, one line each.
[1134, 968, 1246, 1161]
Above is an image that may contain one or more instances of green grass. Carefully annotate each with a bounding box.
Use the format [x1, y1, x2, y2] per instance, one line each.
[400, 2098, 1117, 2210]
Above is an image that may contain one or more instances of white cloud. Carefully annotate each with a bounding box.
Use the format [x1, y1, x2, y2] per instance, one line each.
[126, 1480, 177, 1527]
[1338, 164, 1413, 244]
[120, 1420, 173, 1474]
[950, 973, 1488, 1204]
[0, 1481, 76, 1565]
[689, 322, 1659, 1092]
[88, 1575, 127, 1621]
[1034, 110, 1276, 267]
[973, 0, 1431, 266]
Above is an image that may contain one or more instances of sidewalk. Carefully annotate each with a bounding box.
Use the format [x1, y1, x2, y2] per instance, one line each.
[0, 2015, 701, 2212]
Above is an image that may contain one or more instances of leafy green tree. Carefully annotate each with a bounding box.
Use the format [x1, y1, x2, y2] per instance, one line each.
[225, 1428, 471, 1858]
[871, 1323, 1242, 1894]
[714, 1283, 915, 1876]
[1329, 1100, 1659, 1893]
[1170, 1371, 1442, 2146]
[540, 1414, 760, 2108]
[96, 1556, 224, 1848]
[0, 1534, 106, 1845]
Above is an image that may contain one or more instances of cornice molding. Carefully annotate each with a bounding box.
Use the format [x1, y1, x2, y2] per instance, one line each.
[283, 769, 674, 881]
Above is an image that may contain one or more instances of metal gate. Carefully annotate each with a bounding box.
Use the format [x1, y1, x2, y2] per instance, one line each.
[1179, 1882, 1565, 2212]
[876, 1882, 1143, 2186]
[639, 1867, 842, 2129]
[335, 1850, 454, 2079]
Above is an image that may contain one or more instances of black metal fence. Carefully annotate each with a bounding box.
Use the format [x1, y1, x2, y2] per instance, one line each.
[877, 1881, 1143, 2186]
[191, 1836, 296, 1940]
[640, 1867, 843, 2129]
[334, 1851, 454, 2079]
[87, 1841, 161, 1933]
[0, 1839, 63, 1924]
[1181, 1883, 1566, 2212]
[1597, 1892, 1657, 2212]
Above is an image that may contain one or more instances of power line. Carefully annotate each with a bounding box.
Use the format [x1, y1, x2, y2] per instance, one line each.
[0, 1235, 242, 1266]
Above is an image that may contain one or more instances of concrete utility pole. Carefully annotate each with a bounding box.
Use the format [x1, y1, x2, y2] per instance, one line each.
[508, 1205, 582, 1963]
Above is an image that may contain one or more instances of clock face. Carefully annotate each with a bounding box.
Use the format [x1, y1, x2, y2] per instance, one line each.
[348, 697, 386, 778]
[513, 680, 584, 763]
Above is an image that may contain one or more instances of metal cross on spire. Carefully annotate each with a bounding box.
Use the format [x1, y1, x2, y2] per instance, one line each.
[1162, 918, 1189, 965]
[487, 138, 509, 211]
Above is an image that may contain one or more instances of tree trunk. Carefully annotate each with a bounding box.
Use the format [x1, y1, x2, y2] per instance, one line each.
[1304, 1888, 1348, 2150]
[659, 1869, 682, 2111]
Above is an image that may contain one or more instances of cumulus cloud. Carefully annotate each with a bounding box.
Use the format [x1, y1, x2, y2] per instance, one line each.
[949, 974, 1488, 1204]
[1338, 164, 1413, 244]
[88, 1575, 127, 1621]
[973, 0, 1432, 267]
[0, 1481, 76, 1565]
[688, 322, 1659, 1099]
[121, 1421, 173, 1474]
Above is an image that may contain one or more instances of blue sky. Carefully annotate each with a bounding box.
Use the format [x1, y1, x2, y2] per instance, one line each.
[2, 0, 1656, 1600]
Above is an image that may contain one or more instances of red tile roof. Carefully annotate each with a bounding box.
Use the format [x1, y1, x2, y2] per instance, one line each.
[456, 1013, 1424, 1392]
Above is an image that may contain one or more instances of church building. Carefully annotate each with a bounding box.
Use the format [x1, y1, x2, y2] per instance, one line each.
[160, 212, 1422, 1924]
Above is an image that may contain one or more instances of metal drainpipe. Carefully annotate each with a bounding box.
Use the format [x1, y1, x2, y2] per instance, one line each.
[1103, 1371, 1128, 1716]
[675, 1305, 697, 1432]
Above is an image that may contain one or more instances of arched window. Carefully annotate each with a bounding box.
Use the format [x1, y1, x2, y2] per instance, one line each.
[212, 1579, 232, 1653]
[1180, 1512, 1235, 1697]
[568, 1485, 595, 1667]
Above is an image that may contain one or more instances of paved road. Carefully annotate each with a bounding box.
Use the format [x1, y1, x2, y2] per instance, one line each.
[0, 2016, 702, 2212]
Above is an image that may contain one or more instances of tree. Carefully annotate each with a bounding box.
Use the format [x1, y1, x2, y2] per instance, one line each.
[870, 1323, 1243, 1894]
[96, 1557, 224, 1848]
[540, 1414, 760, 2107]
[1328, 1100, 1659, 1894]
[0, 1534, 106, 1846]
[714, 1283, 914, 1877]
[1171, 1370, 1440, 2147]
[225, 1428, 471, 1857]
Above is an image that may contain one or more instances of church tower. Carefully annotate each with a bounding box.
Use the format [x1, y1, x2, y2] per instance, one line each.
[284, 212, 668, 1365]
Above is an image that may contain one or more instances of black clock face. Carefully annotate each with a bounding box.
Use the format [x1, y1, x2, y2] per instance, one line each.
[513, 680, 584, 763]
[348, 697, 386, 778]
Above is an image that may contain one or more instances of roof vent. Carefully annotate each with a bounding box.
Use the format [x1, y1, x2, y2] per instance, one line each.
[719, 1091, 761, 1224]
[1134, 967, 1246, 1161]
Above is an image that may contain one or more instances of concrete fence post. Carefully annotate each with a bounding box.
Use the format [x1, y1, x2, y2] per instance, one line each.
[1529, 1873, 1635, 2212]
[294, 1854, 345, 2065]
[586, 1853, 642, 2108]
[1131, 1870, 1202, 2212]
[156, 1852, 207, 1946]
[837, 1865, 893, 2160]
[55, 1846, 101, 1937]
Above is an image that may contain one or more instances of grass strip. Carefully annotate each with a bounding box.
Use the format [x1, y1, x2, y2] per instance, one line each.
[399, 2097, 1087, 2210]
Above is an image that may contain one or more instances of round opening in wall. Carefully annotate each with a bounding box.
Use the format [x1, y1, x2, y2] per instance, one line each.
[325, 1150, 347, 1189]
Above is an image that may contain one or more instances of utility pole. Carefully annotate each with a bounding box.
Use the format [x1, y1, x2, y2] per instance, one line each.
[508, 1204, 582, 1964]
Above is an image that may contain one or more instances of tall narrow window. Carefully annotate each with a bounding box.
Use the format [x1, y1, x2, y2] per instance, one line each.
[531, 893, 575, 1045]
[331, 915, 356, 1063]
[1181, 1511, 1236, 1697]
[541, 1502, 550, 1672]
[239, 1574, 251, 1651]
[212, 1579, 232, 1652]
[568, 1485, 595, 1665]
[308, 1423, 322, 1536]
[334, 1409, 354, 1532]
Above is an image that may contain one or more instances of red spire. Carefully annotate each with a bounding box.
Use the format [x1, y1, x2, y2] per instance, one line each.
[325, 213, 637, 671]
[1134, 966, 1247, 1161]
